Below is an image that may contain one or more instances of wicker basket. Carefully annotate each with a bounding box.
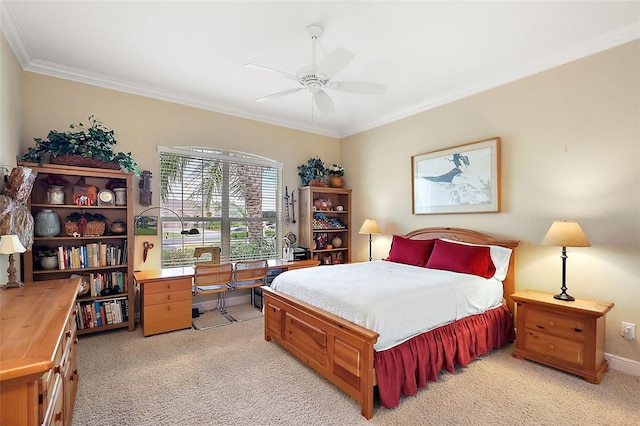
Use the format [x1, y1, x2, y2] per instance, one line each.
[50, 154, 120, 170]
[65, 220, 106, 236]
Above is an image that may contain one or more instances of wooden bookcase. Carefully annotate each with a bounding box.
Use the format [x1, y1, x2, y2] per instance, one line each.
[298, 186, 351, 264]
[19, 162, 135, 334]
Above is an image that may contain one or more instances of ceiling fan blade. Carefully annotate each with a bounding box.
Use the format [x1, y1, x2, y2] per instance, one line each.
[256, 87, 302, 102]
[327, 81, 387, 95]
[313, 90, 334, 113]
[316, 48, 354, 79]
[244, 63, 298, 81]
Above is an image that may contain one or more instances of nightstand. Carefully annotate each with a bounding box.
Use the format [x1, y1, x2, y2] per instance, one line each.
[512, 289, 614, 384]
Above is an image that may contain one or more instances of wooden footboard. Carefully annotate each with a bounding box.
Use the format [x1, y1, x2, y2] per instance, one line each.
[262, 286, 379, 419]
[262, 227, 519, 419]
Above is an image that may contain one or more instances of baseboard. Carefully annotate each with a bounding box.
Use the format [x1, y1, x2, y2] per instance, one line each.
[605, 352, 640, 376]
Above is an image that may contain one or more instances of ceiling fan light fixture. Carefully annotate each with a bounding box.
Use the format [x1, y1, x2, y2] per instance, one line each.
[247, 24, 387, 117]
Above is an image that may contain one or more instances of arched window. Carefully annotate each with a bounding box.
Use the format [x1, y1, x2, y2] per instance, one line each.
[159, 146, 282, 266]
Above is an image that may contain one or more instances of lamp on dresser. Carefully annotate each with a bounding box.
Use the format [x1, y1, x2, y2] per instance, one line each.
[541, 219, 591, 301]
[359, 219, 380, 262]
[0, 234, 27, 288]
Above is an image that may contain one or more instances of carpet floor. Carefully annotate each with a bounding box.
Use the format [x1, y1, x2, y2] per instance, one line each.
[72, 317, 639, 426]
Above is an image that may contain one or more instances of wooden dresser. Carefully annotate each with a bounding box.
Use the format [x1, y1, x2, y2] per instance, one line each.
[512, 289, 614, 384]
[0, 279, 80, 425]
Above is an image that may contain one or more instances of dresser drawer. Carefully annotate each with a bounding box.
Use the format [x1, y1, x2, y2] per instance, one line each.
[144, 288, 191, 306]
[143, 278, 192, 295]
[525, 308, 586, 342]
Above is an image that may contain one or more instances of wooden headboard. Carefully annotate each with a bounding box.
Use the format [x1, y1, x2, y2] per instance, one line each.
[405, 227, 520, 313]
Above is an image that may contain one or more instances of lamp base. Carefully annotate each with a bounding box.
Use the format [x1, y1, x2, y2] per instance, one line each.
[2, 280, 23, 289]
[554, 292, 575, 302]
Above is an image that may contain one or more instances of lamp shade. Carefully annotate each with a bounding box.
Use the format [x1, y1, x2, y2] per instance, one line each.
[359, 219, 380, 235]
[541, 220, 591, 247]
[0, 235, 27, 254]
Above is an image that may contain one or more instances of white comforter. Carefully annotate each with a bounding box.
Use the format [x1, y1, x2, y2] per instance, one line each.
[270, 260, 504, 351]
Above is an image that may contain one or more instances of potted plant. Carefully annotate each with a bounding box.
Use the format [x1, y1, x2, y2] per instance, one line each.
[298, 156, 326, 186]
[326, 163, 345, 188]
[21, 115, 141, 175]
[42, 174, 70, 204]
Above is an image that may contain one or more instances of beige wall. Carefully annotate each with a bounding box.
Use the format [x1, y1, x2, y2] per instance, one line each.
[342, 41, 640, 361]
[0, 32, 23, 281]
[19, 73, 340, 268]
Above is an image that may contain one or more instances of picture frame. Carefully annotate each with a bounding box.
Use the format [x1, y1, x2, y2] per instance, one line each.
[135, 215, 158, 235]
[412, 137, 500, 214]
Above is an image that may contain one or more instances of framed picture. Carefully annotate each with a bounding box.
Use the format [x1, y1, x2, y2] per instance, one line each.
[412, 137, 500, 214]
[135, 215, 158, 235]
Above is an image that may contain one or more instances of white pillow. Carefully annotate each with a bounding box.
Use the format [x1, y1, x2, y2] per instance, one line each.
[440, 238, 512, 281]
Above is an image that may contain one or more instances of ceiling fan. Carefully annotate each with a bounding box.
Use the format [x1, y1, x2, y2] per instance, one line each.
[245, 25, 387, 115]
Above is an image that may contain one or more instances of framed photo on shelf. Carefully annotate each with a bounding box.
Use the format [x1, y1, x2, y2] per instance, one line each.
[135, 216, 158, 235]
[412, 137, 500, 214]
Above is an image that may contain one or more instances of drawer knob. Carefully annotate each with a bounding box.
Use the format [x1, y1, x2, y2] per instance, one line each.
[66, 330, 72, 338]
[547, 343, 555, 351]
[547, 320, 556, 327]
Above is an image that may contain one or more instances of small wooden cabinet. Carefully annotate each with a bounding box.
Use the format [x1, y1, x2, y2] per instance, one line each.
[135, 269, 194, 336]
[512, 289, 614, 383]
[298, 186, 351, 264]
[0, 279, 80, 426]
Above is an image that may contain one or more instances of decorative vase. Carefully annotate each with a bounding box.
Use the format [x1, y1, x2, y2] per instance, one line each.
[114, 188, 127, 206]
[40, 255, 58, 270]
[329, 175, 344, 188]
[34, 209, 61, 237]
[47, 185, 65, 204]
[331, 236, 343, 248]
[110, 219, 127, 234]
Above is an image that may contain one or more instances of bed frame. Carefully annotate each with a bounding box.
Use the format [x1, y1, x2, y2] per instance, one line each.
[262, 227, 519, 419]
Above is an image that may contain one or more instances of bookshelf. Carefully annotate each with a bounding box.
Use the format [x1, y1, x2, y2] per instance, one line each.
[298, 186, 352, 264]
[19, 162, 135, 334]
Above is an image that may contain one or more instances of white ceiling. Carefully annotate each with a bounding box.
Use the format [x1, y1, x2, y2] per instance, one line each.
[2, 1, 639, 138]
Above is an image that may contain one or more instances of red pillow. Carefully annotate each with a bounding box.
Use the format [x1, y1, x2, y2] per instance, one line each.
[426, 239, 496, 278]
[387, 235, 435, 267]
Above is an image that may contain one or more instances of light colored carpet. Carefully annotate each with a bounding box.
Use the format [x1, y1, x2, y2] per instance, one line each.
[73, 318, 639, 426]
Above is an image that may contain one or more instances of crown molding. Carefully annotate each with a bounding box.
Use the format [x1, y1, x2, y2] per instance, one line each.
[3, 2, 638, 140]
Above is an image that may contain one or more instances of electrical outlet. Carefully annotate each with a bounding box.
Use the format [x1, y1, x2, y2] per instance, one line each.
[621, 322, 636, 340]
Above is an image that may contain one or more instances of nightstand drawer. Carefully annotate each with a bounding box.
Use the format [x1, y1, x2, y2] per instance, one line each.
[523, 329, 584, 366]
[525, 309, 585, 342]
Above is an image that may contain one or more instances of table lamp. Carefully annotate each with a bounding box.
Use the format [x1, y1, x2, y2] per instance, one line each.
[359, 219, 380, 262]
[0, 234, 27, 288]
[541, 220, 591, 301]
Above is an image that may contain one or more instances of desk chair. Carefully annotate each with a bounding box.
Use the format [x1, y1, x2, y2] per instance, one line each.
[192, 262, 233, 329]
[226, 259, 268, 321]
[193, 247, 221, 264]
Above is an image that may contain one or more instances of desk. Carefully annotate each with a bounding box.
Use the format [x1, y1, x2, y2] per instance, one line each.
[134, 259, 320, 336]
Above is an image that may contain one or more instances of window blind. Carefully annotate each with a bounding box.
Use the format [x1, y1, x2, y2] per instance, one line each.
[159, 147, 282, 267]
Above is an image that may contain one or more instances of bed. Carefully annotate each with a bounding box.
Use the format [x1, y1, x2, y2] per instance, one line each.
[262, 227, 519, 419]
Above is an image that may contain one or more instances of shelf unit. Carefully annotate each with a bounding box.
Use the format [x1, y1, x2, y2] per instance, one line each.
[298, 186, 351, 264]
[19, 162, 135, 334]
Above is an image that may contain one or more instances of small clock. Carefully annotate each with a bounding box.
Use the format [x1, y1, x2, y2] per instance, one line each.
[97, 189, 115, 206]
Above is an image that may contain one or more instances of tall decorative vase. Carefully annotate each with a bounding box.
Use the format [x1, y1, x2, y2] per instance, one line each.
[329, 175, 344, 188]
[34, 209, 61, 237]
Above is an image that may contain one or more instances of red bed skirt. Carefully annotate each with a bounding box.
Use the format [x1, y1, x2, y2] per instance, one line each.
[374, 304, 515, 408]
